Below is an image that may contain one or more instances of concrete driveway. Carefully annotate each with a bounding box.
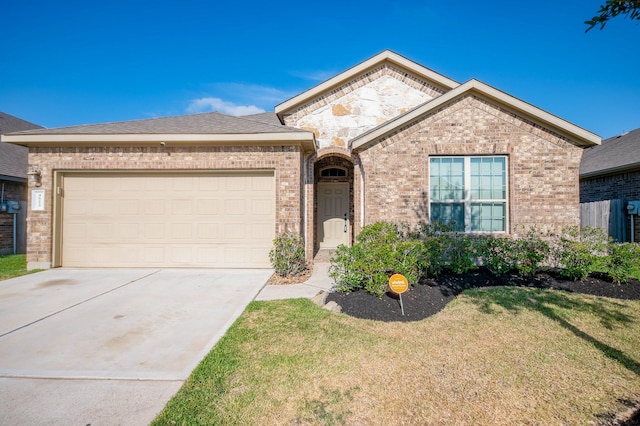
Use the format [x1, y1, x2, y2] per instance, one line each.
[0, 268, 271, 425]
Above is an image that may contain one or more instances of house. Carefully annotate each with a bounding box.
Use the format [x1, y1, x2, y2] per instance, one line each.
[580, 128, 640, 242]
[2, 50, 600, 270]
[0, 113, 43, 255]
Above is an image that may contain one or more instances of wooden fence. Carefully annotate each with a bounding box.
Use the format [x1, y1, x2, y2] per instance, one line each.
[580, 199, 627, 242]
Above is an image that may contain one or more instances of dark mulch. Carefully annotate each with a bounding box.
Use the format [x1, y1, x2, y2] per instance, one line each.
[325, 268, 640, 323]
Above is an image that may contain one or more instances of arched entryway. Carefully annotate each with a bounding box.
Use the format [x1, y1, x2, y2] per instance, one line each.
[313, 154, 355, 254]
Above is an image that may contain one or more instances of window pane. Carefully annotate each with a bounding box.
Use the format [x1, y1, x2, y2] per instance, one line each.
[321, 168, 346, 177]
[470, 202, 505, 232]
[470, 157, 506, 201]
[431, 203, 464, 232]
[430, 158, 464, 200]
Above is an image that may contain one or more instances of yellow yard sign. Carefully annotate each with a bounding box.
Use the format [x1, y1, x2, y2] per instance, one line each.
[389, 274, 408, 294]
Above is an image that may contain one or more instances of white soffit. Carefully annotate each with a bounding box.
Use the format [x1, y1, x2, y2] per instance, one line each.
[2, 132, 317, 152]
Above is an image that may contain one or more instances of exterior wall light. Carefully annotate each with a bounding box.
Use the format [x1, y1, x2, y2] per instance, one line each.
[27, 167, 42, 187]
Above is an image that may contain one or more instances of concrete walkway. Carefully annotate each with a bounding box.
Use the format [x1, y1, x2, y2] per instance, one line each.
[254, 262, 334, 301]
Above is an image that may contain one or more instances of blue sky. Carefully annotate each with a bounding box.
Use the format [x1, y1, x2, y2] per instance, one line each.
[1, 0, 638, 139]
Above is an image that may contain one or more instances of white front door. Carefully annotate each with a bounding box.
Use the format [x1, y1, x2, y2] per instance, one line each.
[317, 182, 349, 249]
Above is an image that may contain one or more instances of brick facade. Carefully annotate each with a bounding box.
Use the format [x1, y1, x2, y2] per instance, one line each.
[353, 95, 584, 236]
[580, 170, 640, 203]
[26, 145, 304, 268]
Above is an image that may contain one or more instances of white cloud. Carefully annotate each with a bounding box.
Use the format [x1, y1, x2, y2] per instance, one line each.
[186, 97, 265, 116]
[185, 83, 297, 116]
[289, 69, 336, 82]
[211, 83, 293, 106]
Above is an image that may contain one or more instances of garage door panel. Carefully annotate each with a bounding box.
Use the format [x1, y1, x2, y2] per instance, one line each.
[172, 200, 194, 215]
[197, 199, 218, 215]
[119, 199, 140, 215]
[197, 223, 219, 240]
[141, 247, 165, 264]
[61, 172, 275, 268]
[252, 223, 274, 239]
[144, 223, 165, 239]
[145, 200, 165, 214]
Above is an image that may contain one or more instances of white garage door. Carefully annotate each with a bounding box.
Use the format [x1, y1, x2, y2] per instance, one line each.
[61, 171, 275, 268]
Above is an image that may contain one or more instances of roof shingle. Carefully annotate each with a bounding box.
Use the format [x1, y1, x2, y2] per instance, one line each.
[0, 112, 43, 179]
[8, 112, 299, 136]
[580, 128, 640, 177]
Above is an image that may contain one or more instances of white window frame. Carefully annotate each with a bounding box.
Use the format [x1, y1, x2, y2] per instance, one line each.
[429, 155, 509, 233]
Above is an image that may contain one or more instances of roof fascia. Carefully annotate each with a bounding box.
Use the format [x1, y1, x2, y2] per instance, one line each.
[351, 79, 600, 152]
[275, 50, 460, 116]
[2, 132, 317, 153]
[0, 175, 26, 183]
[580, 163, 640, 179]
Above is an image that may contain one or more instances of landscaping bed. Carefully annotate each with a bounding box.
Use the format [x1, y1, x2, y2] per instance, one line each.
[327, 268, 640, 322]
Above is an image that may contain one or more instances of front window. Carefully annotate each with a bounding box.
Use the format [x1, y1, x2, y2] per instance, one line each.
[429, 156, 507, 232]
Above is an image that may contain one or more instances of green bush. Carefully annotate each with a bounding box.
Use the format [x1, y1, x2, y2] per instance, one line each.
[513, 230, 550, 277]
[477, 230, 549, 277]
[269, 232, 308, 277]
[410, 221, 455, 277]
[479, 237, 517, 276]
[553, 226, 608, 280]
[329, 222, 428, 297]
[422, 236, 447, 277]
[606, 243, 640, 284]
[441, 233, 478, 274]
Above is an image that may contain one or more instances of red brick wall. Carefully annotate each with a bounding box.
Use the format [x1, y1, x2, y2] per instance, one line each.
[26, 144, 304, 268]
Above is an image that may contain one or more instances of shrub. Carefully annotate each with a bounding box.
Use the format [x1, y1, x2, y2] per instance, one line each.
[441, 233, 478, 274]
[553, 226, 608, 280]
[329, 222, 428, 297]
[422, 236, 447, 277]
[479, 237, 517, 276]
[606, 243, 640, 284]
[269, 232, 308, 277]
[513, 230, 550, 277]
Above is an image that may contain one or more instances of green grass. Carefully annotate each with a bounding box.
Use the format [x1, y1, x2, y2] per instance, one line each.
[0, 254, 40, 281]
[153, 289, 640, 425]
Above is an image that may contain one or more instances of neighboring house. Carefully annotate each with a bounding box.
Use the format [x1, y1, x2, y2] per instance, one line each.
[580, 128, 640, 242]
[0, 113, 44, 255]
[2, 50, 600, 270]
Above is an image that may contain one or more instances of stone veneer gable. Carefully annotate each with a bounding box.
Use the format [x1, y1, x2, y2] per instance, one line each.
[282, 64, 447, 150]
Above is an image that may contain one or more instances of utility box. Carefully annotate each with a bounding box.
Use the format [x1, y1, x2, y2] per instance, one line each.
[627, 201, 640, 215]
[7, 201, 20, 214]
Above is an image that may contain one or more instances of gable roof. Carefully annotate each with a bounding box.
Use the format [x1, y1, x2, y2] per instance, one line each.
[351, 79, 601, 151]
[3, 112, 316, 152]
[580, 128, 640, 178]
[0, 112, 43, 180]
[275, 50, 460, 117]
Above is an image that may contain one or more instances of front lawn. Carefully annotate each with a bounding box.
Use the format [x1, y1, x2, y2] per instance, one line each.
[0, 254, 40, 281]
[153, 289, 640, 425]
